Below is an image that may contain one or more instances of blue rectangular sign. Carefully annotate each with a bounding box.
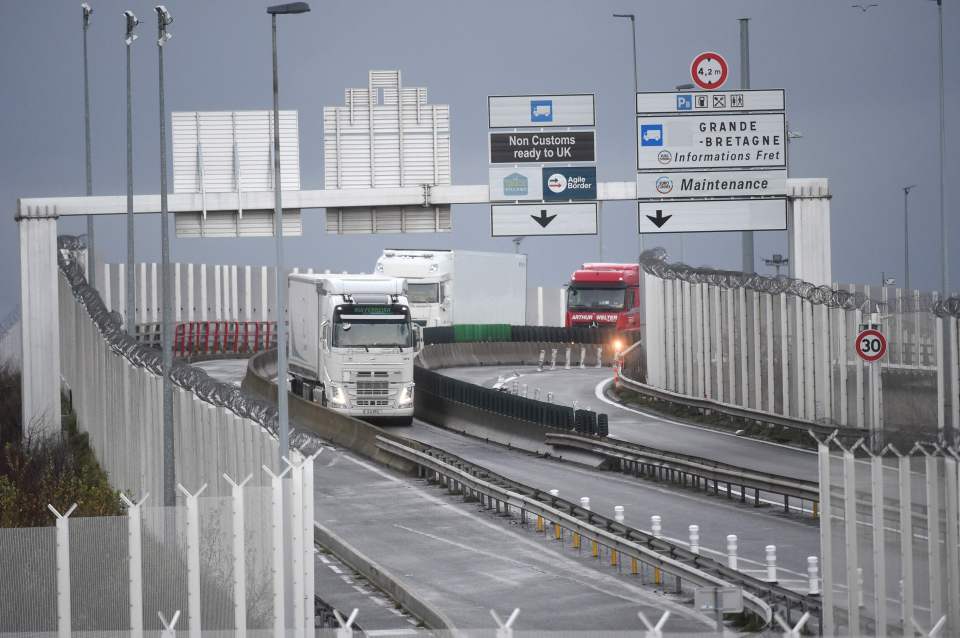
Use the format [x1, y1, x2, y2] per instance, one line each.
[541, 167, 597, 201]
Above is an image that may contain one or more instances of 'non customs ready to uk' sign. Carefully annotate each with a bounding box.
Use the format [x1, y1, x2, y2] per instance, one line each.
[636, 113, 785, 171]
[490, 131, 596, 164]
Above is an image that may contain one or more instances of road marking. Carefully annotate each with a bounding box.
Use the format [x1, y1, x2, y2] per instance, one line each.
[329, 565, 342, 574]
[365, 629, 418, 636]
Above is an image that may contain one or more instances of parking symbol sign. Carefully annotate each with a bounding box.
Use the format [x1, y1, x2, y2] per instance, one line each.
[676, 94, 692, 111]
[640, 124, 664, 146]
[530, 99, 553, 122]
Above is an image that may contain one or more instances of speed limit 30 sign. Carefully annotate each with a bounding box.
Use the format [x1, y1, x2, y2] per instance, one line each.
[855, 329, 887, 362]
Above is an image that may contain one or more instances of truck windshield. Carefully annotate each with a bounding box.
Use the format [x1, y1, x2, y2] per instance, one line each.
[567, 287, 626, 311]
[406, 283, 440, 304]
[333, 318, 413, 348]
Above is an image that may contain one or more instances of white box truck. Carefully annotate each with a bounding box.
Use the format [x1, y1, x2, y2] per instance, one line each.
[287, 273, 421, 425]
[374, 249, 527, 326]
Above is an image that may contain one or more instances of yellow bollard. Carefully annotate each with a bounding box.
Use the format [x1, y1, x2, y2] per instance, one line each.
[812, 501, 819, 519]
[536, 515, 544, 532]
[654, 567, 662, 585]
[631, 558, 639, 575]
[592, 541, 599, 558]
[611, 549, 618, 567]
[572, 532, 581, 549]
[554, 523, 561, 540]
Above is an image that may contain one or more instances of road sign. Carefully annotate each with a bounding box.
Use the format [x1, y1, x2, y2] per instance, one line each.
[488, 94, 596, 128]
[636, 169, 787, 199]
[694, 587, 743, 613]
[855, 329, 887, 362]
[491, 202, 597, 237]
[489, 167, 543, 201]
[490, 131, 596, 164]
[637, 198, 787, 234]
[542, 167, 597, 201]
[691, 51, 728, 90]
[636, 113, 786, 171]
[636, 89, 784, 115]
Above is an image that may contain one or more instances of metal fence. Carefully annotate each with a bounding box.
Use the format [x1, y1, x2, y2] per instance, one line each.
[640, 251, 959, 443]
[815, 437, 960, 637]
[0, 305, 20, 366]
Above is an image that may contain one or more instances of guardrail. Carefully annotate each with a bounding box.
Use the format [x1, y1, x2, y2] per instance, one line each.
[546, 431, 820, 511]
[422, 324, 641, 346]
[376, 435, 831, 630]
[134, 320, 277, 357]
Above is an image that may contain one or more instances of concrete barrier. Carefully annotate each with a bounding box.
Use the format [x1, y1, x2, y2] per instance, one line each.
[313, 522, 457, 633]
[242, 350, 416, 474]
[416, 341, 620, 371]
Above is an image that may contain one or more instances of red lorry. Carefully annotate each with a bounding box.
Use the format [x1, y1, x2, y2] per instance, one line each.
[565, 263, 642, 337]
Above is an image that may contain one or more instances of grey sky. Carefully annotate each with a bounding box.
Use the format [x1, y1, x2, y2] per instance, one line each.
[1, 0, 957, 314]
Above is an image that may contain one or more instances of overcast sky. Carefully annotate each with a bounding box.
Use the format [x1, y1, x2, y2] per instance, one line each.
[1, 0, 957, 314]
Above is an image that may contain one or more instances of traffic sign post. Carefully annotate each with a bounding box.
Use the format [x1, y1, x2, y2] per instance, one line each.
[855, 325, 886, 439]
[691, 52, 729, 90]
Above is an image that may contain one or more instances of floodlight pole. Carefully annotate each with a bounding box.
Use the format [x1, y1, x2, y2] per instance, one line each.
[268, 2, 311, 467]
[125, 12, 138, 332]
[903, 184, 917, 293]
[155, 6, 175, 507]
[613, 13, 641, 262]
[739, 17, 754, 274]
[82, 3, 96, 288]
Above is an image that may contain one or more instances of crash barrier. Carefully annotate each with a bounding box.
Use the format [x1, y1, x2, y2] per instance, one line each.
[373, 435, 827, 630]
[415, 366, 608, 437]
[417, 340, 624, 371]
[423, 324, 642, 346]
[54, 238, 318, 636]
[133, 320, 276, 357]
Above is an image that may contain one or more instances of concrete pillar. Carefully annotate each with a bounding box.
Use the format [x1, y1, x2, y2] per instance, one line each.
[787, 178, 832, 286]
[17, 204, 62, 435]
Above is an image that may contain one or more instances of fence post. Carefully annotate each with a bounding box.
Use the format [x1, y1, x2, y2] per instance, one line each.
[177, 483, 208, 638]
[158, 610, 181, 638]
[334, 608, 359, 638]
[637, 610, 670, 638]
[120, 493, 149, 637]
[490, 608, 520, 638]
[284, 455, 306, 638]
[222, 473, 252, 636]
[263, 464, 290, 634]
[303, 450, 321, 632]
[48, 503, 77, 638]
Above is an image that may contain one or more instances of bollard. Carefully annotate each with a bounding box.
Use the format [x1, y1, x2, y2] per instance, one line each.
[651, 515, 662, 538]
[812, 500, 819, 519]
[549, 490, 561, 540]
[689, 525, 700, 554]
[857, 567, 864, 608]
[564, 346, 571, 369]
[595, 345, 603, 368]
[580, 497, 591, 511]
[726, 535, 738, 570]
[546, 392, 554, 403]
[614, 505, 625, 523]
[534, 388, 541, 400]
[521, 384, 528, 398]
[765, 545, 777, 583]
[631, 557, 639, 576]
[579, 344, 586, 369]
[807, 556, 820, 595]
[550, 348, 557, 370]
[538, 349, 545, 372]
[611, 548, 618, 567]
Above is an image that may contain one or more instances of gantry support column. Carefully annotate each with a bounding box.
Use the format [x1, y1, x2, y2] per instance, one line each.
[17, 203, 62, 435]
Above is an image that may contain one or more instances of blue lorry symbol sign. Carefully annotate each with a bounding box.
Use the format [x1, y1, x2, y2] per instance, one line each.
[530, 99, 553, 122]
[640, 124, 664, 146]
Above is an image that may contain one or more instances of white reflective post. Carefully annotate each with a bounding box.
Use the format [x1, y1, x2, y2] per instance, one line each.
[765, 545, 777, 583]
[688, 524, 699, 554]
[564, 346, 571, 370]
[726, 534, 738, 570]
[614, 505, 625, 523]
[807, 556, 820, 595]
[651, 515, 662, 538]
[579, 344, 586, 369]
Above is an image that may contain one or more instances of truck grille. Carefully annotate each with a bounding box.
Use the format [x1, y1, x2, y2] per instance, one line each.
[356, 381, 389, 396]
[356, 399, 389, 407]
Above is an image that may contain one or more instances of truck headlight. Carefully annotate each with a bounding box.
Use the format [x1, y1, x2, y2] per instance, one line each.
[327, 384, 348, 408]
[397, 383, 415, 407]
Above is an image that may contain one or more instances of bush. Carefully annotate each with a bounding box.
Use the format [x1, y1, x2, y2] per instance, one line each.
[0, 365, 121, 527]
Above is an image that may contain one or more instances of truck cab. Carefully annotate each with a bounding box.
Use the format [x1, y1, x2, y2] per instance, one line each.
[375, 250, 453, 327]
[288, 274, 421, 425]
[565, 263, 642, 334]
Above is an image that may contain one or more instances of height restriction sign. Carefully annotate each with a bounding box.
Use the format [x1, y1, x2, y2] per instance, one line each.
[855, 329, 887, 362]
[691, 52, 728, 90]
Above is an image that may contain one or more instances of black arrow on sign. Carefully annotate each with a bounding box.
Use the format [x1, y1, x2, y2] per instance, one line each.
[531, 209, 557, 228]
[645, 209, 672, 228]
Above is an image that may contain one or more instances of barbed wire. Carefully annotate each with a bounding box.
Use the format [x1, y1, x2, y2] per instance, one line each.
[56, 235, 319, 449]
[639, 248, 960, 318]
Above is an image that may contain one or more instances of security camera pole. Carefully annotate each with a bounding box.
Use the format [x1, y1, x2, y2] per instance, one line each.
[267, 2, 311, 466]
[154, 5, 175, 507]
[125, 11, 139, 332]
[81, 3, 96, 288]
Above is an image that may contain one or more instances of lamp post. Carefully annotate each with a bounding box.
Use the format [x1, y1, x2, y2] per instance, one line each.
[927, 0, 947, 295]
[613, 13, 641, 262]
[125, 11, 139, 332]
[739, 17, 754, 274]
[903, 184, 917, 292]
[81, 3, 96, 288]
[154, 4, 174, 507]
[267, 1, 311, 466]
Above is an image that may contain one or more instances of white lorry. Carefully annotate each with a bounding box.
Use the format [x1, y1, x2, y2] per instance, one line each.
[374, 249, 527, 327]
[287, 273, 421, 425]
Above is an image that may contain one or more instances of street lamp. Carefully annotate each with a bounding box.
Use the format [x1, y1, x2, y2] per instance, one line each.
[903, 184, 917, 292]
[124, 10, 139, 332]
[154, 4, 175, 507]
[763, 253, 789, 277]
[81, 3, 96, 288]
[512, 237, 524, 254]
[928, 0, 947, 295]
[612, 13, 642, 262]
[267, 1, 311, 466]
